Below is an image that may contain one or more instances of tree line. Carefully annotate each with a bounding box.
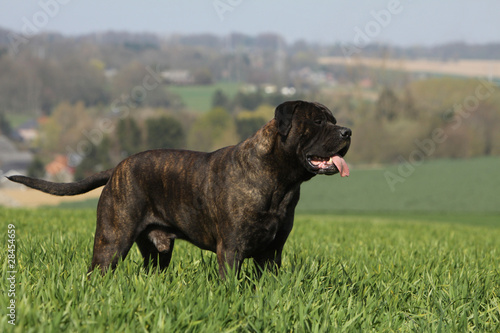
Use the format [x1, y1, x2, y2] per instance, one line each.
[22, 76, 499, 181]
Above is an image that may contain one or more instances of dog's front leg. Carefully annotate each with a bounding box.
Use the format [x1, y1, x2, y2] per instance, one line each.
[216, 243, 242, 279]
[253, 249, 282, 277]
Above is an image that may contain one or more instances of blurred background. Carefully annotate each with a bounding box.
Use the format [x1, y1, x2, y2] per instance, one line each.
[0, 0, 499, 212]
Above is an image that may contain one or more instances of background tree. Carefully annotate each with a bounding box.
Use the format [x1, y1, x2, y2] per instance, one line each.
[235, 104, 274, 140]
[116, 117, 143, 157]
[57, 56, 110, 107]
[188, 107, 239, 152]
[232, 91, 264, 111]
[193, 68, 213, 85]
[74, 136, 113, 180]
[235, 117, 266, 141]
[0, 111, 12, 136]
[0, 55, 35, 113]
[27, 157, 46, 178]
[212, 89, 229, 109]
[146, 116, 186, 149]
[401, 88, 418, 120]
[112, 61, 147, 104]
[40, 101, 92, 154]
[375, 88, 400, 122]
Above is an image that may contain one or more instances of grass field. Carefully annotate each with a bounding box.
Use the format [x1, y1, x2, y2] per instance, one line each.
[169, 82, 242, 113]
[1, 157, 499, 332]
[298, 156, 500, 213]
[0, 209, 499, 332]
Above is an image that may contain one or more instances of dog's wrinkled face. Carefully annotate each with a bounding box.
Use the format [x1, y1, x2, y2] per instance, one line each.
[275, 101, 351, 176]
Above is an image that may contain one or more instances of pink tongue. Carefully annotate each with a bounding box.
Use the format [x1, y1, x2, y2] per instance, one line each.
[331, 155, 349, 177]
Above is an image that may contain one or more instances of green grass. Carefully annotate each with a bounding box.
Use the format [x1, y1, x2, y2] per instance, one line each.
[4, 114, 32, 128]
[298, 156, 500, 213]
[1, 208, 499, 332]
[169, 82, 241, 113]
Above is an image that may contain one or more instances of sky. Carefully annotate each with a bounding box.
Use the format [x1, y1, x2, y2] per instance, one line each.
[0, 0, 499, 47]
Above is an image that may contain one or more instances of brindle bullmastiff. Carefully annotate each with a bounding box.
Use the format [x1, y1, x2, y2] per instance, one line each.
[8, 100, 351, 278]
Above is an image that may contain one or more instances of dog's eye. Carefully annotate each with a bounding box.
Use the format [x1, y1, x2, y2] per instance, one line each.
[314, 119, 323, 125]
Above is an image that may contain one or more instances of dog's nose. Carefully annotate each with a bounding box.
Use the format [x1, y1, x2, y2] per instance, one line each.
[340, 127, 352, 138]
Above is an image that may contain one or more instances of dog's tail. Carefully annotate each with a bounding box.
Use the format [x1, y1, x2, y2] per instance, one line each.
[6, 169, 113, 196]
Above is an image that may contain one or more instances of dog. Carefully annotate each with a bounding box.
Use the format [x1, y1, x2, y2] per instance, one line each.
[8, 100, 351, 278]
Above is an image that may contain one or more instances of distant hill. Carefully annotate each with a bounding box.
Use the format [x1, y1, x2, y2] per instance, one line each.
[327, 42, 500, 61]
[1, 26, 500, 60]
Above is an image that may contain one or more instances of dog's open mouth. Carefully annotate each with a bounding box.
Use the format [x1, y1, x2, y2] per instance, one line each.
[307, 154, 349, 177]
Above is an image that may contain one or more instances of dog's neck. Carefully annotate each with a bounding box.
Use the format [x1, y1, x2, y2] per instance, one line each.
[238, 119, 314, 183]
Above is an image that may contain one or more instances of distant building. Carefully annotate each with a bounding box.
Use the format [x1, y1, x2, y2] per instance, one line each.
[104, 68, 118, 78]
[290, 67, 337, 86]
[0, 135, 33, 188]
[45, 155, 73, 183]
[161, 70, 194, 85]
[359, 78, 374, 89]
[16, 118, 40, 142]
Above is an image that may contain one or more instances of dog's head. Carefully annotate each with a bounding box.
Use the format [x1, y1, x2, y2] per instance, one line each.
[275, 101, 351, 176]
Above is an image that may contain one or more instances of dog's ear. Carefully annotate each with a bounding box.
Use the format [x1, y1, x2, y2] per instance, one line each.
[275, 101, 299, 137]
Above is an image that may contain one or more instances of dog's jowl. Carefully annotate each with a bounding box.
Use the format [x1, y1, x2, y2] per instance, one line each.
[8, 101, 351, 278]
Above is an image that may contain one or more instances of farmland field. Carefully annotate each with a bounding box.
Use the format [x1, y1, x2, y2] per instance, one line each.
[169, 82, 242, 113]
[1, 209, 499, 332]
[318, 57, 500, 80]
[298, 156, 500, 214]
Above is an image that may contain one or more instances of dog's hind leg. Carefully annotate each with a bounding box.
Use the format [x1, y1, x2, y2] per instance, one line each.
[136, 227, 175, 272]
[87, 194, 137, 275]
[88, 221, 136, 275]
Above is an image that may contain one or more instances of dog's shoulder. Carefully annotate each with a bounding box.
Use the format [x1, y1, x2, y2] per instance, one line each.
[237, 119, 279, 157]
